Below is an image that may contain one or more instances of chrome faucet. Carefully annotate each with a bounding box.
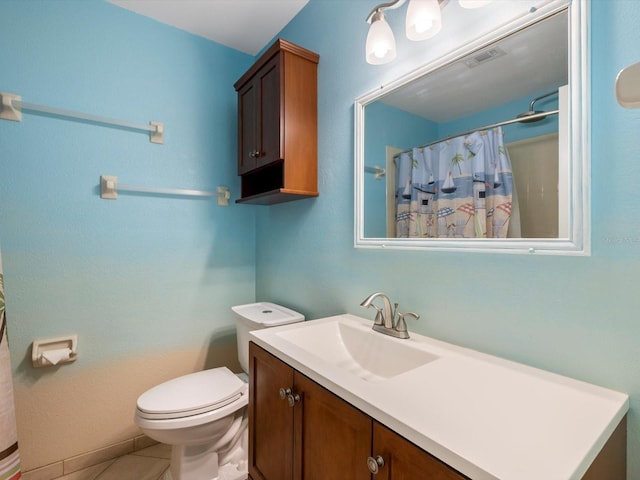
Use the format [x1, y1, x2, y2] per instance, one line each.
[360, 292, 420, 339]
[360, 292, 393, 328]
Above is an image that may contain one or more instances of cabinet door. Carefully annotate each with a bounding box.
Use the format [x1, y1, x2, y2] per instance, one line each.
[249, 343, 295, 480]
[372, 422, 469, 480]
[237, 55, 280, 175]
[293, 373, 371, 480]
[256, 55, 281, 169]
[238, 80, 258, 174]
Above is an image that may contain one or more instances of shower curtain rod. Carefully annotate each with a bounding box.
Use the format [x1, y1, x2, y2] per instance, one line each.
[396, 109, 559, 157]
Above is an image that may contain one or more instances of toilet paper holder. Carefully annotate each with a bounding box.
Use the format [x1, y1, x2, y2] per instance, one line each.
[32, 335, 78, 368]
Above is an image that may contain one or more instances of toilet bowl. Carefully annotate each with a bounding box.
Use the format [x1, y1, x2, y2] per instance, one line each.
[134, 302, 304, 480]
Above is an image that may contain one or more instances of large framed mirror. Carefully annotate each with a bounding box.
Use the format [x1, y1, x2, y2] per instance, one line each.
[354, 0, 588, 255]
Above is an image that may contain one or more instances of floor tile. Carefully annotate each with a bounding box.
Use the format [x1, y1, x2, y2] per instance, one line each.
[57, 460, 115, 480]
[134, 435, 158, 452]
[22, 462, 64, 480]
[93, 454, 169, 480]
[63, 440, 134, 474]
[132, 444, 171, 460]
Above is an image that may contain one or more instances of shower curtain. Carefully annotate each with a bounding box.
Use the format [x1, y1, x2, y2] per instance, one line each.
[395, 127, 515, 238]
[0, 251, 22, 480]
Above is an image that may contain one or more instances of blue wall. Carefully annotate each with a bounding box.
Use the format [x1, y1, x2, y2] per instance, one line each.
[439, 87, 560, 142]
[0, 0, 256, 370]
[257, 0, 640, 477]
[364, 102, 436, 237]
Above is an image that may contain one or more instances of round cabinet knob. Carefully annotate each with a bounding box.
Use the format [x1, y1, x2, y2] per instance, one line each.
[279, 387, 292, 400]
[287, 393, 301, 407]
[367, 455, 385, 474]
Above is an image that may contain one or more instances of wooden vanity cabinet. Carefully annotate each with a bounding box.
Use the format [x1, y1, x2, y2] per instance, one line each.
[234, 39, 319, 205]
[372, 422, 467, 480]
[248, 340, 294, 480]
[248, 342, 468, 480]
[294, 372, 371, 480]
[249, 342, 370, 480]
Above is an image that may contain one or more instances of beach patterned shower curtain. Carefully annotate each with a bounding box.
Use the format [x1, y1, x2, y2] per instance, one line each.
[396, 127, 514, 238]
[0, 251, 21, 480]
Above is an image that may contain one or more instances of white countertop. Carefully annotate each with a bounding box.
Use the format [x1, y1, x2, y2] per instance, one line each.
[249, 314, 628, 480]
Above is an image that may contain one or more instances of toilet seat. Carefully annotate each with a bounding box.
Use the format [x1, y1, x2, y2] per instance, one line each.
[136, 367, 246, 421]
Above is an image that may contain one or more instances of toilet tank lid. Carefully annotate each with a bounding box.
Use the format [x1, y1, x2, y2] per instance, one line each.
[232, 302, 304, 327]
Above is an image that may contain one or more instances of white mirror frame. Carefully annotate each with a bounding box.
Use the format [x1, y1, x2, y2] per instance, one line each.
[354, 0, 589, 256]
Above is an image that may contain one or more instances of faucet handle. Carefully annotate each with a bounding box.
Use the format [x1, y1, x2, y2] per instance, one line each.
[364, 304, 384, 326]
[373, 309, 385, 326]
[394, 311, 420, 338]
[360, 293, 386, 326]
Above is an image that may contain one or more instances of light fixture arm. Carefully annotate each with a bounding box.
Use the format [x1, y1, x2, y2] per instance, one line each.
[366, 0, 449, 23]
[366, 0, 407, 24]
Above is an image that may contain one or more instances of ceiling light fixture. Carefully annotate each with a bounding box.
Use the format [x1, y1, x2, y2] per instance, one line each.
[405, 0, 443, 40]
[365, 0, 492, 65]
[366, 9, 397, 64]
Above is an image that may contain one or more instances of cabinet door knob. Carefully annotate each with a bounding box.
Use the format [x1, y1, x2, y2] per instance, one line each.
[249, 150, 261, 158]
[287, 393, 301, 407]
[279, 387, 292, 400]
[367, 455, 385, 474]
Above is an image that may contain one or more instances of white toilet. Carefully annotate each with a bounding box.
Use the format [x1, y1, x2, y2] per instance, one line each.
[134, 302, 304, 480]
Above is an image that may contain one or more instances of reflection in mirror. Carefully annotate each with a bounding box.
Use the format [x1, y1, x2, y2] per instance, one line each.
[355, 3, 589, 255]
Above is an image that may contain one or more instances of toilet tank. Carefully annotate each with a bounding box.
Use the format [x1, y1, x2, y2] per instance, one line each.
[231, 302, 304, 373]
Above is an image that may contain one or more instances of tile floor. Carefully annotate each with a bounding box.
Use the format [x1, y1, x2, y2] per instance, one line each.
[56, 443, 171, 480]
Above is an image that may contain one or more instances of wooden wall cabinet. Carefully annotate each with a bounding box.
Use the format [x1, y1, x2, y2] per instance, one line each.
[248, 343, 468, 480]
[234, 39, 319, 205]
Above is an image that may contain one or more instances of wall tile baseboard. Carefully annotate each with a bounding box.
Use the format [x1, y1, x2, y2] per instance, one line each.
[23, 435, 158, 480]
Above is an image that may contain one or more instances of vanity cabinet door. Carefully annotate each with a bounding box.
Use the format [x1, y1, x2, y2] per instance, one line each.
[248, 342, 295, 480]
[293, 372, 371, 480]
[372, 422, 469, 480]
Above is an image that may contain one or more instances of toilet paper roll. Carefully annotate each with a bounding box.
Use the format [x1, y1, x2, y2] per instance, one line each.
[41, 348, 71, 366]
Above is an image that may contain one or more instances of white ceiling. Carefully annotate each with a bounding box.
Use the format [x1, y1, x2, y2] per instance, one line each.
[107, 0, 309, 55]
[381, 11, 568, 123]
[106, 1, 567, 123]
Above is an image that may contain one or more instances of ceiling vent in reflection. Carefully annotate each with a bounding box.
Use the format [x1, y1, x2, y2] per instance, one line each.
[464, 47, 506, 68]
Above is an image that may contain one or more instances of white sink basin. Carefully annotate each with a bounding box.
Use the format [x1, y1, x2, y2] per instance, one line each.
[275, 318, 438, 381]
